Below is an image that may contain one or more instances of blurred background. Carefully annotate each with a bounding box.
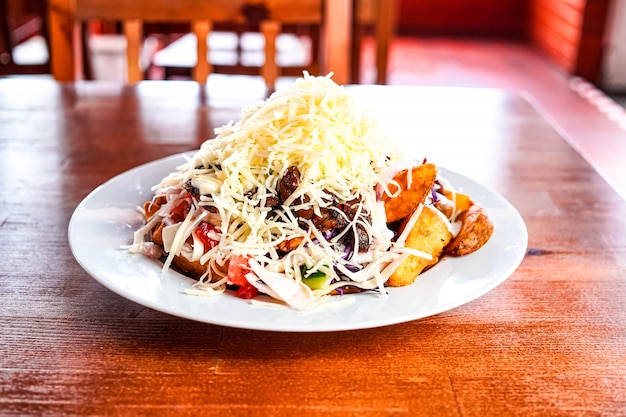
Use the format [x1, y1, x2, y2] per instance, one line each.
[1, 0, 625, 108]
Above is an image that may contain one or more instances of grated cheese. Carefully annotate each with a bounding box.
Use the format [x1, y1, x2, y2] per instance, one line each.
[134, 74, 437, 309]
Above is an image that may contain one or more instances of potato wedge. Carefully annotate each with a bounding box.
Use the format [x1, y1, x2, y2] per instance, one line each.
[387, 205, 452, 287]
[383, 163, 437, 223]
[170, 252, 208, 279]
[143, 196, 166, 220]
[445, 204, 493, 256]
[151, 221, 208, 279]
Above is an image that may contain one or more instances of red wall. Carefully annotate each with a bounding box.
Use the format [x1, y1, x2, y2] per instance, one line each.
[396, 0, 529, 39]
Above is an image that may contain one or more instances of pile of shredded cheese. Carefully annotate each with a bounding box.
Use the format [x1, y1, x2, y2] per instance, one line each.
[137, 74, 411, 309]
[192, 74, 400, 201]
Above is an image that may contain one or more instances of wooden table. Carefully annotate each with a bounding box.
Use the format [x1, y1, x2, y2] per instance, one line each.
[1, 78, 625, 416]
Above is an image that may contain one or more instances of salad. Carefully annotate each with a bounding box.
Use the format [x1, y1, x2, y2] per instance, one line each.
[130, 74, 491, 310]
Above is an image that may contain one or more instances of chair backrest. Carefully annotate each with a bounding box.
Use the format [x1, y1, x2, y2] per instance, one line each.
[47, 0, 350, 88]
[48, 0, 246, 84]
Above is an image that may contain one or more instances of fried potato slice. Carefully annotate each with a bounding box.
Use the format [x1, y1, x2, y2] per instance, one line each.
[150, 221, 208, 279]
[143, 196, 166, 220]
[383, 163, 437, 223]
[387, 205, 452, 287]
[445, 203, 494, 256]
[170, 252, 209, 279]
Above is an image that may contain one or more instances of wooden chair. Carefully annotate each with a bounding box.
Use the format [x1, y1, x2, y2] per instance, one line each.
[48, 0, 245, 84]
[47, 0, 352, 88]
[255, 0, 322, 90]
[149, 0, 322, 90]
[1, 0, 50, 76]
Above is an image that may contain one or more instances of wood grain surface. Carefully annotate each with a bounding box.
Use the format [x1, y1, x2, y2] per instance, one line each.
[1, 78, 625, 416]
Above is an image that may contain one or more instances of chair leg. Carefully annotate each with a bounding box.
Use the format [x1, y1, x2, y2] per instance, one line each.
[123, 19, 142, 83]
[261, 20, 280, 93]
[48, 0, 77, 81]
[0, 0, 12, 68]
[351, 24, 364, 83]
[321, 0, 351, 85]
[192, 20, 211, 84]
[374, 0, 396, 85]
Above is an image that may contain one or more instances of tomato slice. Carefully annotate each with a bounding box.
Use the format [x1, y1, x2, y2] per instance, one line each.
[228, 255, 259, 299]
[235, 282, 259, 299]
[194, 221, 219, 250]
[227, 254, 251, 287]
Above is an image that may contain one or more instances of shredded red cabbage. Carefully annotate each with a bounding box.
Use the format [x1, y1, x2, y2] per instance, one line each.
[430, 185, 439, 203]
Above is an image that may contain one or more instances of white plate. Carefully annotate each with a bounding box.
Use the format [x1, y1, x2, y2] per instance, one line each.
[68, 153, 527, 332]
